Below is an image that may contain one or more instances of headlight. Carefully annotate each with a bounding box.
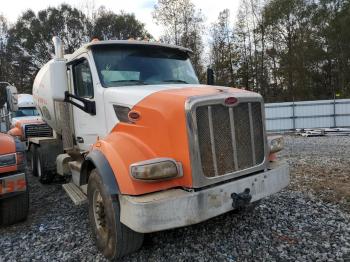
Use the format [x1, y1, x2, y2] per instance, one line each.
[130, 158, 183, 181]
[0, 153, 17, 167]
[268, 136, 284, 153]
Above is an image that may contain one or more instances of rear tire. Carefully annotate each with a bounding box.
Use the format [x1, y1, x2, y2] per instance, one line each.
[0, 190, 29, 226]
[30, 145, 38, 177]
[88, 169, 144, 259]
[37, 147, 54, 184]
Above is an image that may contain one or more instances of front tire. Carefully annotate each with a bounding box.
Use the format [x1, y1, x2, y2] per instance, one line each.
[88, 169, 143, 259]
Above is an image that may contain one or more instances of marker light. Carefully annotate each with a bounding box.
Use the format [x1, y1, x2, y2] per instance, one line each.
[128, 111, 141, 122]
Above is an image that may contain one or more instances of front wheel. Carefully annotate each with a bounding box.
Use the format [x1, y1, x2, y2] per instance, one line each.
[88, 169, 144, 259]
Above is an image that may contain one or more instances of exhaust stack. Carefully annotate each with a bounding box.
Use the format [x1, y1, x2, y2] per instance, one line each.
[52, 36, 64, 59]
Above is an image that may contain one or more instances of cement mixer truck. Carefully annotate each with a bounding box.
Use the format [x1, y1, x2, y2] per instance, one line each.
[30, 37, 289, 259]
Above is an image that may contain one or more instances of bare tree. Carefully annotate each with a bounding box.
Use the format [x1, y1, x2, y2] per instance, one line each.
[153, 0, 205, 81]
[210, 9, 237, 86]
[0, 15, 8, 82]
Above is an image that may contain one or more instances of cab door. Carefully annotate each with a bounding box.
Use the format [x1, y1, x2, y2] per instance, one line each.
[70, 53, 106, 151]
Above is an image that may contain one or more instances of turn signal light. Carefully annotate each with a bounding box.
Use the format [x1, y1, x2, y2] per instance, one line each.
[16, 152, 25, 165]
[268, 136, 284, 154]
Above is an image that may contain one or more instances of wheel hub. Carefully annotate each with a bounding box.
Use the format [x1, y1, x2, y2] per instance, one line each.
[93, 190, 107, 232]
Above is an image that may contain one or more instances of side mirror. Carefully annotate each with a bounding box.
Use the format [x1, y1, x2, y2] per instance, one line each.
[49, 36, 68, 101]
[0, 83, 7, 108]
[6, 85, 18, 112]
[207, 68, 215, 85]
[49, 60, 68, 101]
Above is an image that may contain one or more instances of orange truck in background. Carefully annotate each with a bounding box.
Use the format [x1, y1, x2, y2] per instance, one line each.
[0, 83, 28, 226]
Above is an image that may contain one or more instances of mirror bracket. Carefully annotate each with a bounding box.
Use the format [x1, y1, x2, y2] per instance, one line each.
[64, 91, 96, 115]
[207, 68, 215, 85]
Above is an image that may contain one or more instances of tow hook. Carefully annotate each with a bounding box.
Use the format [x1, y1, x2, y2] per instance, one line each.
[231, 188, 252, 209]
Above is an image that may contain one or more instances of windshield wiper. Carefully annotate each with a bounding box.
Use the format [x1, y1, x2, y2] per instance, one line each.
[162, 79, 189, 84]
[110, 80, 147, 85]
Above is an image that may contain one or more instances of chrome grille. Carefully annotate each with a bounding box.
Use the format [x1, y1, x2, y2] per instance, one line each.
[195, 101, 265, 178]
[24, 123, 53, 138]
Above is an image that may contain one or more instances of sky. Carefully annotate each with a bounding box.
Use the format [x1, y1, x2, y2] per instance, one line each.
[0, 0, 241, 39]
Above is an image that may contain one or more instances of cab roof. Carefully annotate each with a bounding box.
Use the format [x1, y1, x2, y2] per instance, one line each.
[67, 40, 193, 61]
[17, 94, 35, 108]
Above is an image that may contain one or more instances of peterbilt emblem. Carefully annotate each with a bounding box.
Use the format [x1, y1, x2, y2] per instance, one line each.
[224, 97, 238, 105]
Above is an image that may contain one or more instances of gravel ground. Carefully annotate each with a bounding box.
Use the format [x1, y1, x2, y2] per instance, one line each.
[281, 135, 350, 212]
[1, 136, 350, 261]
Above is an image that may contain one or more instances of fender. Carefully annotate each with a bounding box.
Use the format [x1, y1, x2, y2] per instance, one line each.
[7, 126, 22, 138]
[81, 150, 120, 195]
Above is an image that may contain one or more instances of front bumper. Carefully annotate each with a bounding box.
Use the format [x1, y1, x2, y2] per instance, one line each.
[120, 162, 289, 233]
[0, 172, 27, 198]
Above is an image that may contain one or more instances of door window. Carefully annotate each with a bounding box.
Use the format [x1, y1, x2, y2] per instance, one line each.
[73, 59, 94, 98]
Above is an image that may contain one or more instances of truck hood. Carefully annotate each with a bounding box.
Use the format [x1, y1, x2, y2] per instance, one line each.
[99, 84, 262, 195]
[103, 84, 258, 133]
[0, 133, 15, 155]
[11, 116, 42, 126]
[103, 84, 253, 108]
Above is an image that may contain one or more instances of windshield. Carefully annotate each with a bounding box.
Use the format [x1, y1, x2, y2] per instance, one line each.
[92, 45, 199, 87]
[13, 107, 39, 118]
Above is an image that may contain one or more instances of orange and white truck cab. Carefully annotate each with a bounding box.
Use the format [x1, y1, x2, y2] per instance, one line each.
[7, 94, 52, 146]
[29, 37, 289, 259]
[0, 132, 28, 225]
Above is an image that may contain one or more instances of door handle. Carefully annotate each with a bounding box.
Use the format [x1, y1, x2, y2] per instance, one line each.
[76, 136, 84, 143]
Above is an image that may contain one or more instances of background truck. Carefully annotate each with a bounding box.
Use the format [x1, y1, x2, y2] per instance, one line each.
[30, 36, 289, 259]
[6, 93, 53, 178]
[0, 82, 18, 132]
[10, 94, 41, 126]
[7, 94, 53, 145]
[0, 84, 29, 226]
